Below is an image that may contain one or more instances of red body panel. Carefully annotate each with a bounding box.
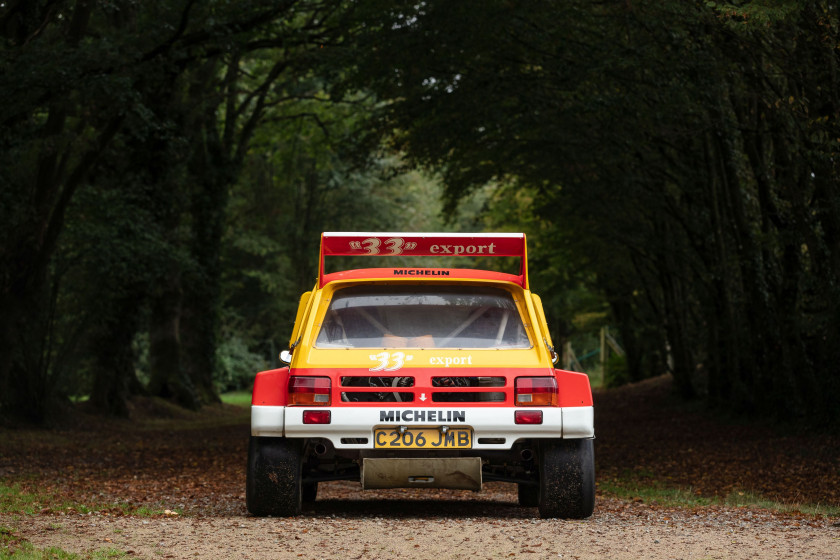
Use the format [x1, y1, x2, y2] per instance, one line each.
[251, 367, 290, 406]
[321, 233, 525, 257]
[283, 366, 593, 408]
[320, 268, 524, 287]
[555, 369, 594, 407]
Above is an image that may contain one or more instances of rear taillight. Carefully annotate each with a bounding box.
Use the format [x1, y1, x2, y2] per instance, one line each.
[303, 410, 331, 424]
[288, 376, 331, 405]
[514, 410, 544, 424]
[514, 377, 558, 406]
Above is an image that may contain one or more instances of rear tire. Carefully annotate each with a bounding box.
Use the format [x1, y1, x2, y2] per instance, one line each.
[537, 438, 595, 519]
[246, 436, 303, 516]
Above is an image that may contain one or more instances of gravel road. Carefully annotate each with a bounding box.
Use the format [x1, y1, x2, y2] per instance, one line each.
[3, 376, 838, 559]
[5, 482, 838, 559]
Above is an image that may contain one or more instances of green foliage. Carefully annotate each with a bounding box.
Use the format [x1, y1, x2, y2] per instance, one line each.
[214, 334, 269, 393]
[3, 0, 838, 423]
[224, 109, 492, 377]
[0, 0, 367, 417]
[338, 0, 840, 422]
[219, 391, 253, 407]
[604, 355, 629, 389]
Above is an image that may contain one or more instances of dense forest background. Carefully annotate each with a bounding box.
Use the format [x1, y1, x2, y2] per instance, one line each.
[1, 0, 837, 426]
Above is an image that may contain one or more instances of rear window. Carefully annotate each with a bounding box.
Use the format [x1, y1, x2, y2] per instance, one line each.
[315, 285, 531, 349]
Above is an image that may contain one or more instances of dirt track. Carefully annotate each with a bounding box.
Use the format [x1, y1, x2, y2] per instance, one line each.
[5, 489, 838, 559]
[2, 376, 839, 558]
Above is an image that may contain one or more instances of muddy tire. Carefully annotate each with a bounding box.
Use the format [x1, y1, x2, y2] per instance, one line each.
[518, 483, 539, 507]
[246, 436, 302, 516]
[537, 438, 595, 519]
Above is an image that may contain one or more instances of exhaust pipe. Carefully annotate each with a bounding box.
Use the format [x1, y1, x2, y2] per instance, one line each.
[520, 448, 534, 462]
[314, 443, 328, 456]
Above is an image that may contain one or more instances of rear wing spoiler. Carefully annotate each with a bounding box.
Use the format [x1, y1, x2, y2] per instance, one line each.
[319, 232, 529, 288]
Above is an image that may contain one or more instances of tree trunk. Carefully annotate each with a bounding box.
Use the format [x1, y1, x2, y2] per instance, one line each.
[180, 170, 227, 405]
[89, 295, 146, 417]
[147, 270, 200, 410]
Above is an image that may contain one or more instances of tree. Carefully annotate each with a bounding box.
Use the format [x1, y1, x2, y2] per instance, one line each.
[0, 0, 358, 420]
[1, 0, 140, 420]
[224, 100, 471, 376]
[338, 0, 840, 422]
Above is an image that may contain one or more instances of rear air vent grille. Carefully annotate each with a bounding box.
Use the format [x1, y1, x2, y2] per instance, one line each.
[341, 392, 414, 403]
[341, 376, 415, 387]
[431, 376, 505, 387]
[431, 376, 508, 403]
[432, 392, 506, 403]
[340, 375, 415, 403]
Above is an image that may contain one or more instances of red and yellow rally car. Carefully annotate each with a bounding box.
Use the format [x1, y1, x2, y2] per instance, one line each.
[247, 233, 595, 518]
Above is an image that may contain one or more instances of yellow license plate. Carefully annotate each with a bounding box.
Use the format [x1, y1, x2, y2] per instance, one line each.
[374, 427, 473, 449]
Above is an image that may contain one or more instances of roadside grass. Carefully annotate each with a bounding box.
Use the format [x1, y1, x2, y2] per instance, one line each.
[0, 484, 92, 516]
[219, 391, 251, 407]
[1, 526, 124, 559]
[598, 477, 716, 508]
[721, 489, 840, 517]
[598, 471, 840, 517]
[0, 397, 240, 522]
[0, 484, 181, 518]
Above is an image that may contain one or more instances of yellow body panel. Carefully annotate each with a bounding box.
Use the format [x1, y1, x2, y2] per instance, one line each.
[288, 277, 555, 370]
[288, 291, 312, 348]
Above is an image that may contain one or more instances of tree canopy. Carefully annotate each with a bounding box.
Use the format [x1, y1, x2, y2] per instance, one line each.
[1, 0, 837, 425]
[340, 0, 840, 421]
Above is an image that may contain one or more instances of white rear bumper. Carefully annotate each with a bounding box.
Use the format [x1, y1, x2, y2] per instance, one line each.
[251, 405, 593, 450]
